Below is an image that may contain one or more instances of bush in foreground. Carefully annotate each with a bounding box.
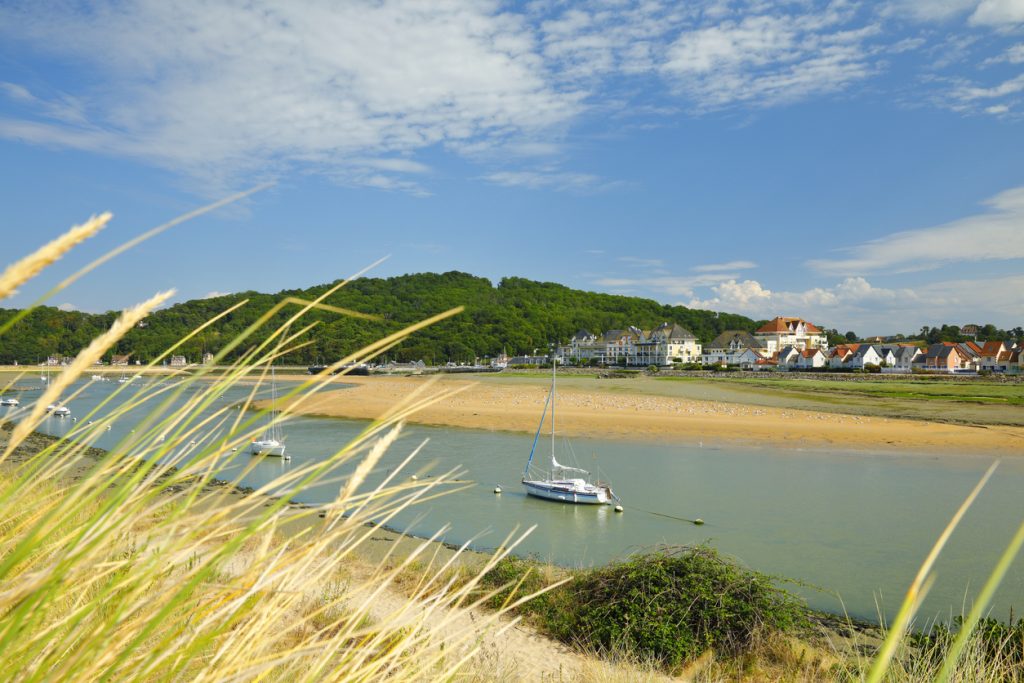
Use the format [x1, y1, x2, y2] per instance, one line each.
[483, 545, 808, 671]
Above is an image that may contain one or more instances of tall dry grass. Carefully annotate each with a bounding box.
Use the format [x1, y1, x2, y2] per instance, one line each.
[2, 210, 1023, 682]
[0, 212, 536, 682]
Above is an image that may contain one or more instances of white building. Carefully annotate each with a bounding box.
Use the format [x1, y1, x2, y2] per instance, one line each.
[702, 331, 764, 367]
[754, 317, 828, 354]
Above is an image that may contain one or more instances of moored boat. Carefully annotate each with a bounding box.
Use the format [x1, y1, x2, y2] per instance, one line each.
[522, 360, 618, 506]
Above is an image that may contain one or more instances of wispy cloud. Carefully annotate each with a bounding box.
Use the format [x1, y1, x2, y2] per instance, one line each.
[618, 256, 665, 268]
[482, 168, 607, 192]
[693, 260, 757, 272]
[0, 0, 1020, 194]
[807, 185, 1024, 275]
[0, 1, 585, 192]
[661, 8, 883, 110]
[595, 273, 738, 298]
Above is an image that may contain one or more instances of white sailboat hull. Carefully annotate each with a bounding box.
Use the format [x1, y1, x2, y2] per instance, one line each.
[250, 439, 287, 457]
[523, 479, 610, 505]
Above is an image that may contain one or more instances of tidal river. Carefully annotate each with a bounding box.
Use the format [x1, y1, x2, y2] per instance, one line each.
[6, 373, 1022, 625]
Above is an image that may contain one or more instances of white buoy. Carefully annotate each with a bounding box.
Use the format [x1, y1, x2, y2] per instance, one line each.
[494, 485, 502, 494]
[694, 518, 705, 526]
[614, 505, 624, 513]
[410, 475, 418, 481]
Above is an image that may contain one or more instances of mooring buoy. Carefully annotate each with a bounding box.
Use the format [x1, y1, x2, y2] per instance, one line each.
[494, 485, 502, 494]
[614, 505, 624, 513]
[693, 518, 705, 525]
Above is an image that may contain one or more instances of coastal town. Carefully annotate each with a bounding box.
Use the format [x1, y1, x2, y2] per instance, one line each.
[550, 316, 1024, 375]
[25, 315, 1024, 377]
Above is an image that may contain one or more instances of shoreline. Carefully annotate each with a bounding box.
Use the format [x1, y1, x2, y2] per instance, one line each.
[263, 374, 1024, 455]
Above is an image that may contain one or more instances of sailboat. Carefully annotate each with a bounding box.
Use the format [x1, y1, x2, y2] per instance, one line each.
[250, 368, 289, 459]
[522, 360, 618, 505]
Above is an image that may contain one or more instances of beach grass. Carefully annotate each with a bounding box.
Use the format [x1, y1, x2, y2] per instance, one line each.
[3, 212, 1024, 681]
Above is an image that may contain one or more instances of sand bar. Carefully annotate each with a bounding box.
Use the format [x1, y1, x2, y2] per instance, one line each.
[268, 375, 1024, 455]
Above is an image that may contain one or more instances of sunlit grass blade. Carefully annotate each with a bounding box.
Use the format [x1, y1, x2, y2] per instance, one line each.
[866, 460, 999, 683]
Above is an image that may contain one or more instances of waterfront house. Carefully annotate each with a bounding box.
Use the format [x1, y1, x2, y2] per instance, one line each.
[563, 330, 603, 364]
[976, 341, 1009, 372]
[702, 331, 763, 367]
[795, 347, 828, 369]
[828, 344, 860, 369]
[559, 323, 702, 367]
[846, 345, 884, 370]
[754, 317, 828, 354]
[111, 354, 131, 366]
[733, 347, 766, 369]
[169, 355, 187, 367]
[641, 322, 702, 365]
[913, 343, 972, 373]
[879, 345, 921, 372]
[202, 352, 215, 365]
[777, 346, 801, 368]
[602, 329, 640, 366]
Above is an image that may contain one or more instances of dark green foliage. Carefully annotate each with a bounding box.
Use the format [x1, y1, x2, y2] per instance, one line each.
[481, 546, 808, 671]
[0, 272, 760, 365]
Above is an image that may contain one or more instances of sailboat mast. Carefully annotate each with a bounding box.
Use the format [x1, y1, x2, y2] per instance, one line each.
[550, 353, 556, 472]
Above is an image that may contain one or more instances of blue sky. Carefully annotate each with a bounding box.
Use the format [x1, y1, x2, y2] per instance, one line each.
[1, 0, 1022, 335]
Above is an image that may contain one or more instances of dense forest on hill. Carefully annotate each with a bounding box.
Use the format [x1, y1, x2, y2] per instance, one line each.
[0, 272, 763, 365]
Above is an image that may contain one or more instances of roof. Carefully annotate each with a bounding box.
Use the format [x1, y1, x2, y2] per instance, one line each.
[830, 344, 861, 360]
[572, 329, 594, 341]
[980, 341, 1005, 357]
[707, 330, 761, 350]
[650, 322, 697, 341]
[755, 316, 823, 335]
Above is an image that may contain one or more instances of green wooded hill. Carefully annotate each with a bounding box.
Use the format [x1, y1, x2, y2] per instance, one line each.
[0, 272, 762, 365]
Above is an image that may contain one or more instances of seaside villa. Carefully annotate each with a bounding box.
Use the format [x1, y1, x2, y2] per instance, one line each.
[559, 322, 701, 367]
[754, 317, 829, 354]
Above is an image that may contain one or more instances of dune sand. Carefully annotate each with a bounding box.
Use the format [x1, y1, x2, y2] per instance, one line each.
[270, 375, 1024, 455]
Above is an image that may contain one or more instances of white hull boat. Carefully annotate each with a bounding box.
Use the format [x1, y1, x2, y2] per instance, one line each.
[251, 368, 289, 459]
[522, 361, 618, 506]
[522, 478, 611, 504]
[52, 406, 71, 417]
[0, 397, 19, 407]
[250, 439, 286, 457]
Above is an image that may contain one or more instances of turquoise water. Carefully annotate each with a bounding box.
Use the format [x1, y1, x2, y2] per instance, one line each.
[5, 374, 1023, 624]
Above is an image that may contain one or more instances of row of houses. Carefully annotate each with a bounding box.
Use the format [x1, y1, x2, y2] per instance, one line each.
[555, 316, 1023, 374]
[557, 317, 828, 367]
[718, 339, 1024, 374]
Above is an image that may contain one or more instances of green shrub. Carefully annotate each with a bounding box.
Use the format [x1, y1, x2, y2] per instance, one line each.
[484, 546, 808, 672]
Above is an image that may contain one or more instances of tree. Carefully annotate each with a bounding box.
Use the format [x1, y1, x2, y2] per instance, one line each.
[844, 331, 858, 342]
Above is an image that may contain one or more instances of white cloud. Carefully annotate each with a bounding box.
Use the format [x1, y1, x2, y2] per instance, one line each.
[618, 256, 665, 268]
[57, 302, 77, 312]
[969, 0, 1024, 26]
[807, 185, 1024, 275]
[0, 1, 585, 192]
[661, 9, 882, 109]
[953, 74, 1024, 101]
[685, 274, 1024, 332]
[595, 272, 739, 298]
[693, 260, 757, 272]
[982, 43, 1024, 65]
[987, 103, 1011, 113]
[0, 0, 1020, 192]
[882, 0, 981, 23]
[482, 168, 605, 191]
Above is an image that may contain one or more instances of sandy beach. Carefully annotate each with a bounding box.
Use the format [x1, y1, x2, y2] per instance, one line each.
[264, 374, 1024, 455]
